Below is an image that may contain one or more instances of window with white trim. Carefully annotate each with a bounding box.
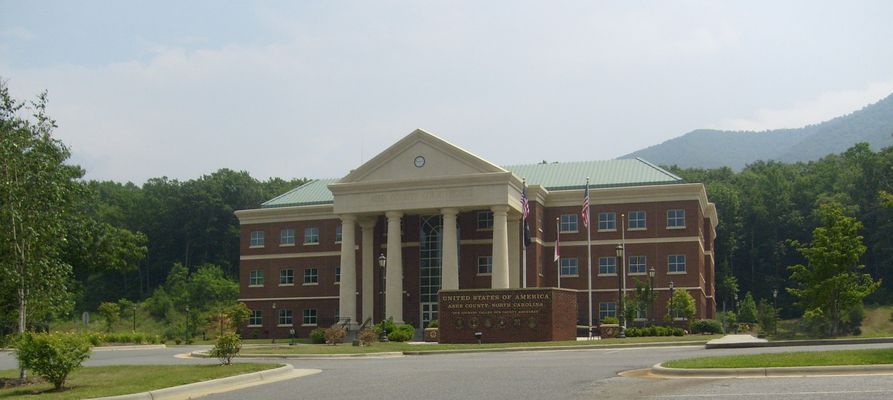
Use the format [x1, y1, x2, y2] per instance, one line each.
[628, 211, 646, 230]
[250, 231, 264, 247]
[279, 269, 294, 285]
[249, 310, 262, 326]
[304, 227, 319, 244]
[303, 268, 319, 284]
[477, 211, 494, 229]
[560, 258, 578, 276]
[599, 302, 617, 320]
[598, 256, 616, 274]
[598, 212, 616, 231]
[335, 267, 341, 284]
[249, 270, 264, 286]
[668, 254, 686, 273]
[335, 225, 342, 243]
[629, 255, 647, 274]
[559, 214, 578, 233]
[280, 228, 295, 246]
[278, 309, 293, 326]
[303, 309, 318, 325]
[667, 209, 685, 228]
[477, 256, 492, 275]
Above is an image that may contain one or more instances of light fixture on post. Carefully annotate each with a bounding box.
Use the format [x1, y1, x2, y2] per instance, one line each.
[378, 253, 388, 342]
[648, 267, 656, 325]
[668, 281, 674, 324]
[773, 288, 779, 335]
[270, 302, 276, 344]
[614, 244, 625, 339]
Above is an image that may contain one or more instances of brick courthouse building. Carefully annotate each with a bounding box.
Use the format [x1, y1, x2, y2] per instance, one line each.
[236, 129, 717, 338]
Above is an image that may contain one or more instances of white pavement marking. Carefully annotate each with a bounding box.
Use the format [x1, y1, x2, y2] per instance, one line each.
[655, 389, 893, 398]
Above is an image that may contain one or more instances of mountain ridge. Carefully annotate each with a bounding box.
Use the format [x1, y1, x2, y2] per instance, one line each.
[621, 93, 893, 169]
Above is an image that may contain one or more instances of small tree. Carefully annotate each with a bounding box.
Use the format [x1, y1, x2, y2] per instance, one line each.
[737, 292, 758, 323]
[15, 332, 92, 390]
[788, 203, 880, 336]
[97, 302, 121, 332]
[756, 299, 777, 335]
[666, 288, 696, 325]
[208, 333, 241, 365]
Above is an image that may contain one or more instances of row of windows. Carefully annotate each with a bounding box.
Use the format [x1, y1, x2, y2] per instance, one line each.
[558, 255, 686, 276]
[248, 267, 341, 287]
[249, 226, 343, 248]
[249, 309, 318, 326]
[559, 209, 686, 233]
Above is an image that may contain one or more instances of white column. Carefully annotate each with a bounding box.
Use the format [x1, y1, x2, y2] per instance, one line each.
[385, 211, 404, 323]
[359, 218, 376, 324]
[338, 215, 357, 326]
[491, 205, 510, 289]
[507, 213, 520, 288]
[441, 208, 459, 291]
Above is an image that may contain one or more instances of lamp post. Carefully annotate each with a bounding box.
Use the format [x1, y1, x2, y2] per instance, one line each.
[378, 253, 389, 342]
[185, 305, 190, 341]
[271, 302, 276, 344]
[615, 244, 625, 338]
[668, 281, 674, 323]
[648, 267, 656, 326]
[773, 288, 779, 335]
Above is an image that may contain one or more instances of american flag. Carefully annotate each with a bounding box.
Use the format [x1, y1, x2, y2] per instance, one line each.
[581, 183, 590, 228]
[521, 184, 530, 220]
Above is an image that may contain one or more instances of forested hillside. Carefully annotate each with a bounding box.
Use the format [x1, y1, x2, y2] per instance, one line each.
[668, 142, 893, 316]
[623, 94, 893, 170]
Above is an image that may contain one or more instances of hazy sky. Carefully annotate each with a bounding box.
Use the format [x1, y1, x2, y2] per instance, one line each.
[2, 1, 893, 184]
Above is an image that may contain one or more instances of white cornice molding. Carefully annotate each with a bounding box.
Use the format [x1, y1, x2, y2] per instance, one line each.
[235, 204, 335, 225]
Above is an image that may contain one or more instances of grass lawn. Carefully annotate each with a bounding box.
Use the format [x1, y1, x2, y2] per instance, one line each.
[0, 363, 279, 400]
[239, 334, 723, 355]
[663, 348, 893, 369]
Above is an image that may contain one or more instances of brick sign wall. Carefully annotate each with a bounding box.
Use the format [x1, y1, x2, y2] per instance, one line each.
[438, 288, 577, 343]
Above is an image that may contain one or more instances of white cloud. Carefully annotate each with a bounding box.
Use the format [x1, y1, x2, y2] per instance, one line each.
[714, 80, 893, 131]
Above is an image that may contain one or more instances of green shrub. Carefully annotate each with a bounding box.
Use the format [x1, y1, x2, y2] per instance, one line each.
[14, 332, 92, 390]
[374, 318, 397, 337]
[600, 316, 619, 325]
[310, 328, 327, 344]
[718, 311, 737, 333]
[98, 302, 121, 333]
[387, 324, 415, 342]
[427, 320, 439, 328]
[208, 333, 242, 365]
[690, 319, 723, 334]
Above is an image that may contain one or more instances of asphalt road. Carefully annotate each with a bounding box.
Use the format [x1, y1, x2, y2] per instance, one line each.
[3, 343, 893, 399]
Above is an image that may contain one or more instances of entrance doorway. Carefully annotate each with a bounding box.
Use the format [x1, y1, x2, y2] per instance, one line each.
[419, 216, 442, 328]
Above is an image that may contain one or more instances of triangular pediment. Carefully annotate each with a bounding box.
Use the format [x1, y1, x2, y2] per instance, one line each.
[338, 129, 507, 183]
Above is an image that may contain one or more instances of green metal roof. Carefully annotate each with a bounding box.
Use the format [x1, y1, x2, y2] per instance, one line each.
[261, 178, 339, 208]
[504, 158, 682, 190]
[260, 158, 682, 208]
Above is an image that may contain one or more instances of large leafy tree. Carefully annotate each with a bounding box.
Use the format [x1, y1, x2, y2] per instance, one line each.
[0, 82, 84, 379]
[788, 203, 880, 336]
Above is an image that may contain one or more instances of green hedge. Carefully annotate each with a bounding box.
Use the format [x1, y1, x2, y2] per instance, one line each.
[624, 326, 685, 337]
[84, 332, 162, 346]
[690, 319, 723, 334]
[310, 328, 326, 344]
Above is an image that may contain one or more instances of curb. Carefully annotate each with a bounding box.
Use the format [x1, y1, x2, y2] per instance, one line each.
[192, 350, 405, 359]
[651, 362, 893, 378]
[706, 337, 893, 349]
[92, 364, 318, 400]
[203, 340, 709, 359]
[93, 344, 168, 352]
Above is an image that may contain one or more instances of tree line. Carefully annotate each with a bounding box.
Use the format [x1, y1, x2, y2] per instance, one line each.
[668, 141, 893, 318]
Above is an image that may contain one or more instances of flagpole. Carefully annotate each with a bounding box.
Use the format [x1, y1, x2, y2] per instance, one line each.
[555, 217, 561, 289]
[522, 179, 528, 289]
[585, 177, 593, 339]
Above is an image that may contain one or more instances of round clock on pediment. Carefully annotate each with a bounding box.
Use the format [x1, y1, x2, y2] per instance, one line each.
[414, 155, 426, 168]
